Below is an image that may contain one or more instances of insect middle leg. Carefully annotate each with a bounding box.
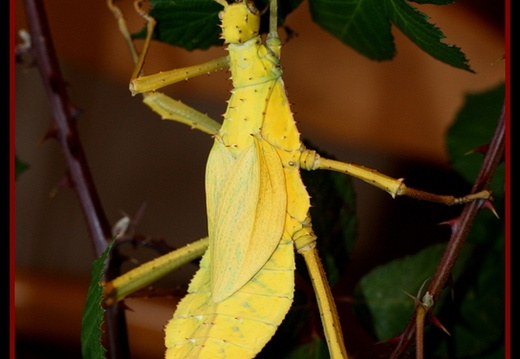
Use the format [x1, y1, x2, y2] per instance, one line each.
[300, 148, 492, 205]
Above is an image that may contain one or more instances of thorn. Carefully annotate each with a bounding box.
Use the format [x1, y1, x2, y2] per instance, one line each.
[464, 144, 504, 164]
[375, 333, 402, 345]
[481, 199, 500, 219]
[402, 290, 422, 307]
[438, 216, 460, 233]
[403, 285, 433, 309]
[38, 125, 58, 145]
[464, 143, 489, 156]
[428, 314, 451, 336]
[120, 301, 134, 312]
[417, 278, 430, 298]
[130, 202, 148, 232]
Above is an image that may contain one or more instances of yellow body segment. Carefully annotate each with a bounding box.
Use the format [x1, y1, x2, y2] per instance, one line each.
[165, 233, 294, 359]
[166, 1, 313, 357]
[206, 2, 308, 303]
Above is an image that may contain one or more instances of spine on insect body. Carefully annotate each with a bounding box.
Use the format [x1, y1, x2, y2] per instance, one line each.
[206, 0, 311, 303]
[166, 1, 315, 357]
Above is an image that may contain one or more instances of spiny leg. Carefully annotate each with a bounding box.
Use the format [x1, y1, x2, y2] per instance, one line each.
[128, 0, 229, 95]
[293, 221, 350, 359]
[129, 56, 229, 95]
[107, 0, 140, 65]
[106, 0, 156, 80]
[107, 0, 224, 135]
[103, 237, 209, 306]
[300, 148, 491, 205]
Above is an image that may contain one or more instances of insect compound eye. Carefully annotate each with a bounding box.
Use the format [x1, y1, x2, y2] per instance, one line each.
[245, 1, 258, 14]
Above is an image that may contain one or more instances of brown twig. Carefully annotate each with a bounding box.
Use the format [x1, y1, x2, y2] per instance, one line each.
[389, 103, 505, 359]
[21, 0, 130, 357]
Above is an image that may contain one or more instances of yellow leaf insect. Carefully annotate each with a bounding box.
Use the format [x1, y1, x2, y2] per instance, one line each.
[103, 1, 491, 358]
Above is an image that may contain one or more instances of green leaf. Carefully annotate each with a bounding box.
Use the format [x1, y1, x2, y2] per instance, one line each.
[138, 0, 304, 50]
[384, 0, 472, 71]
[308, 0, 472, 70]
[308, 0, 395, 60]
[141, 0, 223, 50]
[15, 155, 29, 180]
[138, 0, 471, 70]
[354, 240, 504, 357]
[81, 240, 115, 359]
[446, 82, 505, 200]
[352, 243, 468, 340]
[432, 247, 504, 358]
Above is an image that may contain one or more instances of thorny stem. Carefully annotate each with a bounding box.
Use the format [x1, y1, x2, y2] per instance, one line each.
[21, 0, 110, 261]
[389, 104, 505, 359]
[21, 1, 130, 358]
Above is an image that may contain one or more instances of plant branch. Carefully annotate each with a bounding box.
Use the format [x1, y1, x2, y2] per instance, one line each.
[389, 103, 505, 359]
[22, 0, 110, 256]
[21, 0, 130, 357]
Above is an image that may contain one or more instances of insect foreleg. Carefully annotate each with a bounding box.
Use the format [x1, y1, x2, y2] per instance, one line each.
[130, 56, 230, 95]
[107, 0, 223, 135]
[107, 0, 140, 65]
[300, 148, 491, 205]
